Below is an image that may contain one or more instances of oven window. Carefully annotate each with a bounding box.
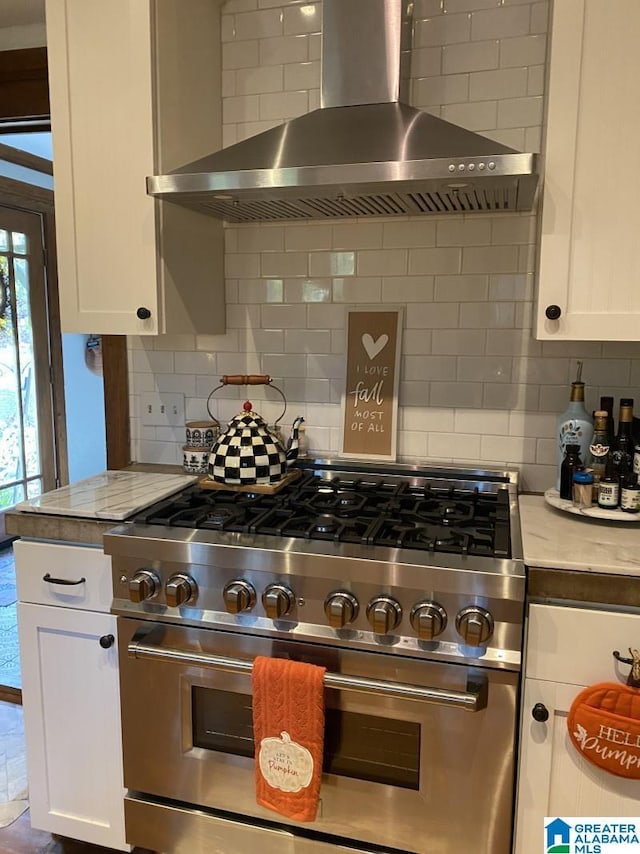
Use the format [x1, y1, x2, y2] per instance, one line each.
[192, 687, 420, 790]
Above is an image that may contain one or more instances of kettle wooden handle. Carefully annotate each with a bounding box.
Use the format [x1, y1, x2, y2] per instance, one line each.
[221, 374, 271, 386]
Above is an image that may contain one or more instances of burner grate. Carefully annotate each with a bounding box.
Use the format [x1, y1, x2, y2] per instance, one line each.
[135, 472, 512, 558]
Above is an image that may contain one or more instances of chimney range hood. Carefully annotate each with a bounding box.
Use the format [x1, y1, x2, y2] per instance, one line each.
[147, 0, 539, 223]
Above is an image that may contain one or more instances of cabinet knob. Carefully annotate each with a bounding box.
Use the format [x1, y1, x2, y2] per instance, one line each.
[99, 634, 115, 649]
[532, 702, 549, 722]
[136, 306, 152, 320]
[545, 304, 562, 320]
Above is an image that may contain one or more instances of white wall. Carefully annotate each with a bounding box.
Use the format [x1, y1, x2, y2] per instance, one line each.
[127, 0, 640, 493]
[61, 334, 106, 482]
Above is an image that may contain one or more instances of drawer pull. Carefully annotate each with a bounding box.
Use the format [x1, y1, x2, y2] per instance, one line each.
[99, 634, 115, 649]
[43, 573, 86, 586]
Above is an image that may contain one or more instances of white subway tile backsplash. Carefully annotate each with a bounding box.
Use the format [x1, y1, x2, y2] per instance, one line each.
[497, 95, 544, 128]
[127, 0, 640, 489]
[261, 304, 307, 328]
[431, 381, 484, 408]
[259, 34, 308, 65]
[434, 274, 488, 301]
[469, 67, 528, 101]
[284, 329, 331, 353]
[499, 34, 547, 67]
[259, 90, 308, 120]
[382, 276, 434, 302]
[408, 247, 462, 275]
[455, 409, 509, 435]
[404, 355, 457, 381]
[333, 222, 385, 250]
[412, 74, 469, 107]
[174, 352, 216, 375]
[238, 278, 284, 303]
[307, 304, 345, 329]
[462, 245, 519, 274]
[284, 60, 320, 91]
[471, 5, 531, 41]
[332, 277, 382, 303]
[481, 435, 536, 464]
[283, 3, 320, 35]
[235, 8, 283, 40]
[436, 218, 492, 247]
[415, 13, 472, 47]
[459, 301, 515, 328]
[357, 250, 408, 277]
[284, 278, 332, 302]
[429, 432, 482, 459]
[442, 99, 498, 131]
[442, 40, 499, 75]
[457, 355, 512, 382]
[261, 251, 308, 277]
[382, 220, 436, 249]
[432, 329, 485, 354]
[405, 303, 460, 329]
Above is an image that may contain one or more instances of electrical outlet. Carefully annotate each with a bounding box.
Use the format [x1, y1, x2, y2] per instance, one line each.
[140, 393, 185, 427]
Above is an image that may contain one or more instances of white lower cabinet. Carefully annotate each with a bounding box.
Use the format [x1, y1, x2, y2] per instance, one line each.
[514, 602, 640, 853]
[15, 540, 129, 851]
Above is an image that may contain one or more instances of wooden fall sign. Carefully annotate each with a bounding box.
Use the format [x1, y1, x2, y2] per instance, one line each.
[341, 307, 403, 461]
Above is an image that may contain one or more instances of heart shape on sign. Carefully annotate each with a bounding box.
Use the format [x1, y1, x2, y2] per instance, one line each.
[362, 333, 389, 360]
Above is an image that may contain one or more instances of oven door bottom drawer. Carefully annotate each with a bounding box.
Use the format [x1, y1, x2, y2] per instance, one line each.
[124, 794, 409, 854]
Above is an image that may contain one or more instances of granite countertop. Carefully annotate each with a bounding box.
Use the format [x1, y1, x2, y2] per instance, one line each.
[519, 494, 640, 576]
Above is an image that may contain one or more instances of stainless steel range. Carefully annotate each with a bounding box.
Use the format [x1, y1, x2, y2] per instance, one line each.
[105, 460, 525, 854]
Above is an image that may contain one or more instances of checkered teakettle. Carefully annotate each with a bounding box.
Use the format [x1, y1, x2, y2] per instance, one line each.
[206, 375, 304, 486]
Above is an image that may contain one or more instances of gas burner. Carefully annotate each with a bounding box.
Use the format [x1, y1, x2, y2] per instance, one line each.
[202, 505, 246, 530]
[293, 489, 368, 517]
[313, 514, 340, 534]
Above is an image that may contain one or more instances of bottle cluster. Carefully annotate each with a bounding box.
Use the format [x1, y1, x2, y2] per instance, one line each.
[559, 395, 640, 512]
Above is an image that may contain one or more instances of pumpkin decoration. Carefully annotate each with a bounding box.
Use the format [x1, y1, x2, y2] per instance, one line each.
[568, 680, 640, 778]
[258, 730, 314, 793]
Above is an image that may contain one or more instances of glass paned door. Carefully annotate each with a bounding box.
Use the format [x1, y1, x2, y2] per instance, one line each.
[0, 205, 56, 512]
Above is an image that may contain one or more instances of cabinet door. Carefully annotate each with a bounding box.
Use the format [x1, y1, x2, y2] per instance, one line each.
[18, 603, 129, 851]
[514, 678, 640, 854]
[536, 0, 640, 340]
[46, 0, 225, 336]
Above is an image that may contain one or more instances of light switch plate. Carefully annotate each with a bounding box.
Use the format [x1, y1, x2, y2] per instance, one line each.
[140, 393, 185, 427]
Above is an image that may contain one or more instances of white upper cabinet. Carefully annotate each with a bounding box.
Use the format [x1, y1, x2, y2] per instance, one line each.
[536, 0, 640, 340]
[46, 0, 225, 335]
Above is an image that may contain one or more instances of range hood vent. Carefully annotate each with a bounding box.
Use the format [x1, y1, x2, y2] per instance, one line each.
[147, 0, 539, 222]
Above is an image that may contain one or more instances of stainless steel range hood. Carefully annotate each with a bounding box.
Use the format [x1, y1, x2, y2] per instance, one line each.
[147, 0, 539, 223]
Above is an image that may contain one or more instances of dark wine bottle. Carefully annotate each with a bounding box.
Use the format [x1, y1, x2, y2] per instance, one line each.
[611, 398, 634, 482]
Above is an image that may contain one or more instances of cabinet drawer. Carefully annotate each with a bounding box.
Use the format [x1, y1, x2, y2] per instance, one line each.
[14, 540, 112, 613]
[525, 602, 640, 684]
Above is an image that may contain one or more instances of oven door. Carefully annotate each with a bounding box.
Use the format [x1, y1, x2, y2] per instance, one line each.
[118, 619, 518, 854]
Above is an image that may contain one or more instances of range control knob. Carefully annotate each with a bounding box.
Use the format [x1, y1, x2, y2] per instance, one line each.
[223, 580, 256, 614]
[324, 591, 359, 629]
[410, 601, 447, 640]
[455, 606, 494, 646]
[128, 570, 160, 603]
[262, 584, 294, 620]
[366, 596, 402, 635]
[165, 574, 198, 608]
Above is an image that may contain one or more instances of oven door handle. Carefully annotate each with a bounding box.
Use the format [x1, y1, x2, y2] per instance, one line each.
[127, 638, 488, 712]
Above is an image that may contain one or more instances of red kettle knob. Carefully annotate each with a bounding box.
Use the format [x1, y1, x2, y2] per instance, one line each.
[243, 401, 253, 412]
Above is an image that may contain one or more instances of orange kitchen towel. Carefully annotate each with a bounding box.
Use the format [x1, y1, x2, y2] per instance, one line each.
[252, 656, 326, 822]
